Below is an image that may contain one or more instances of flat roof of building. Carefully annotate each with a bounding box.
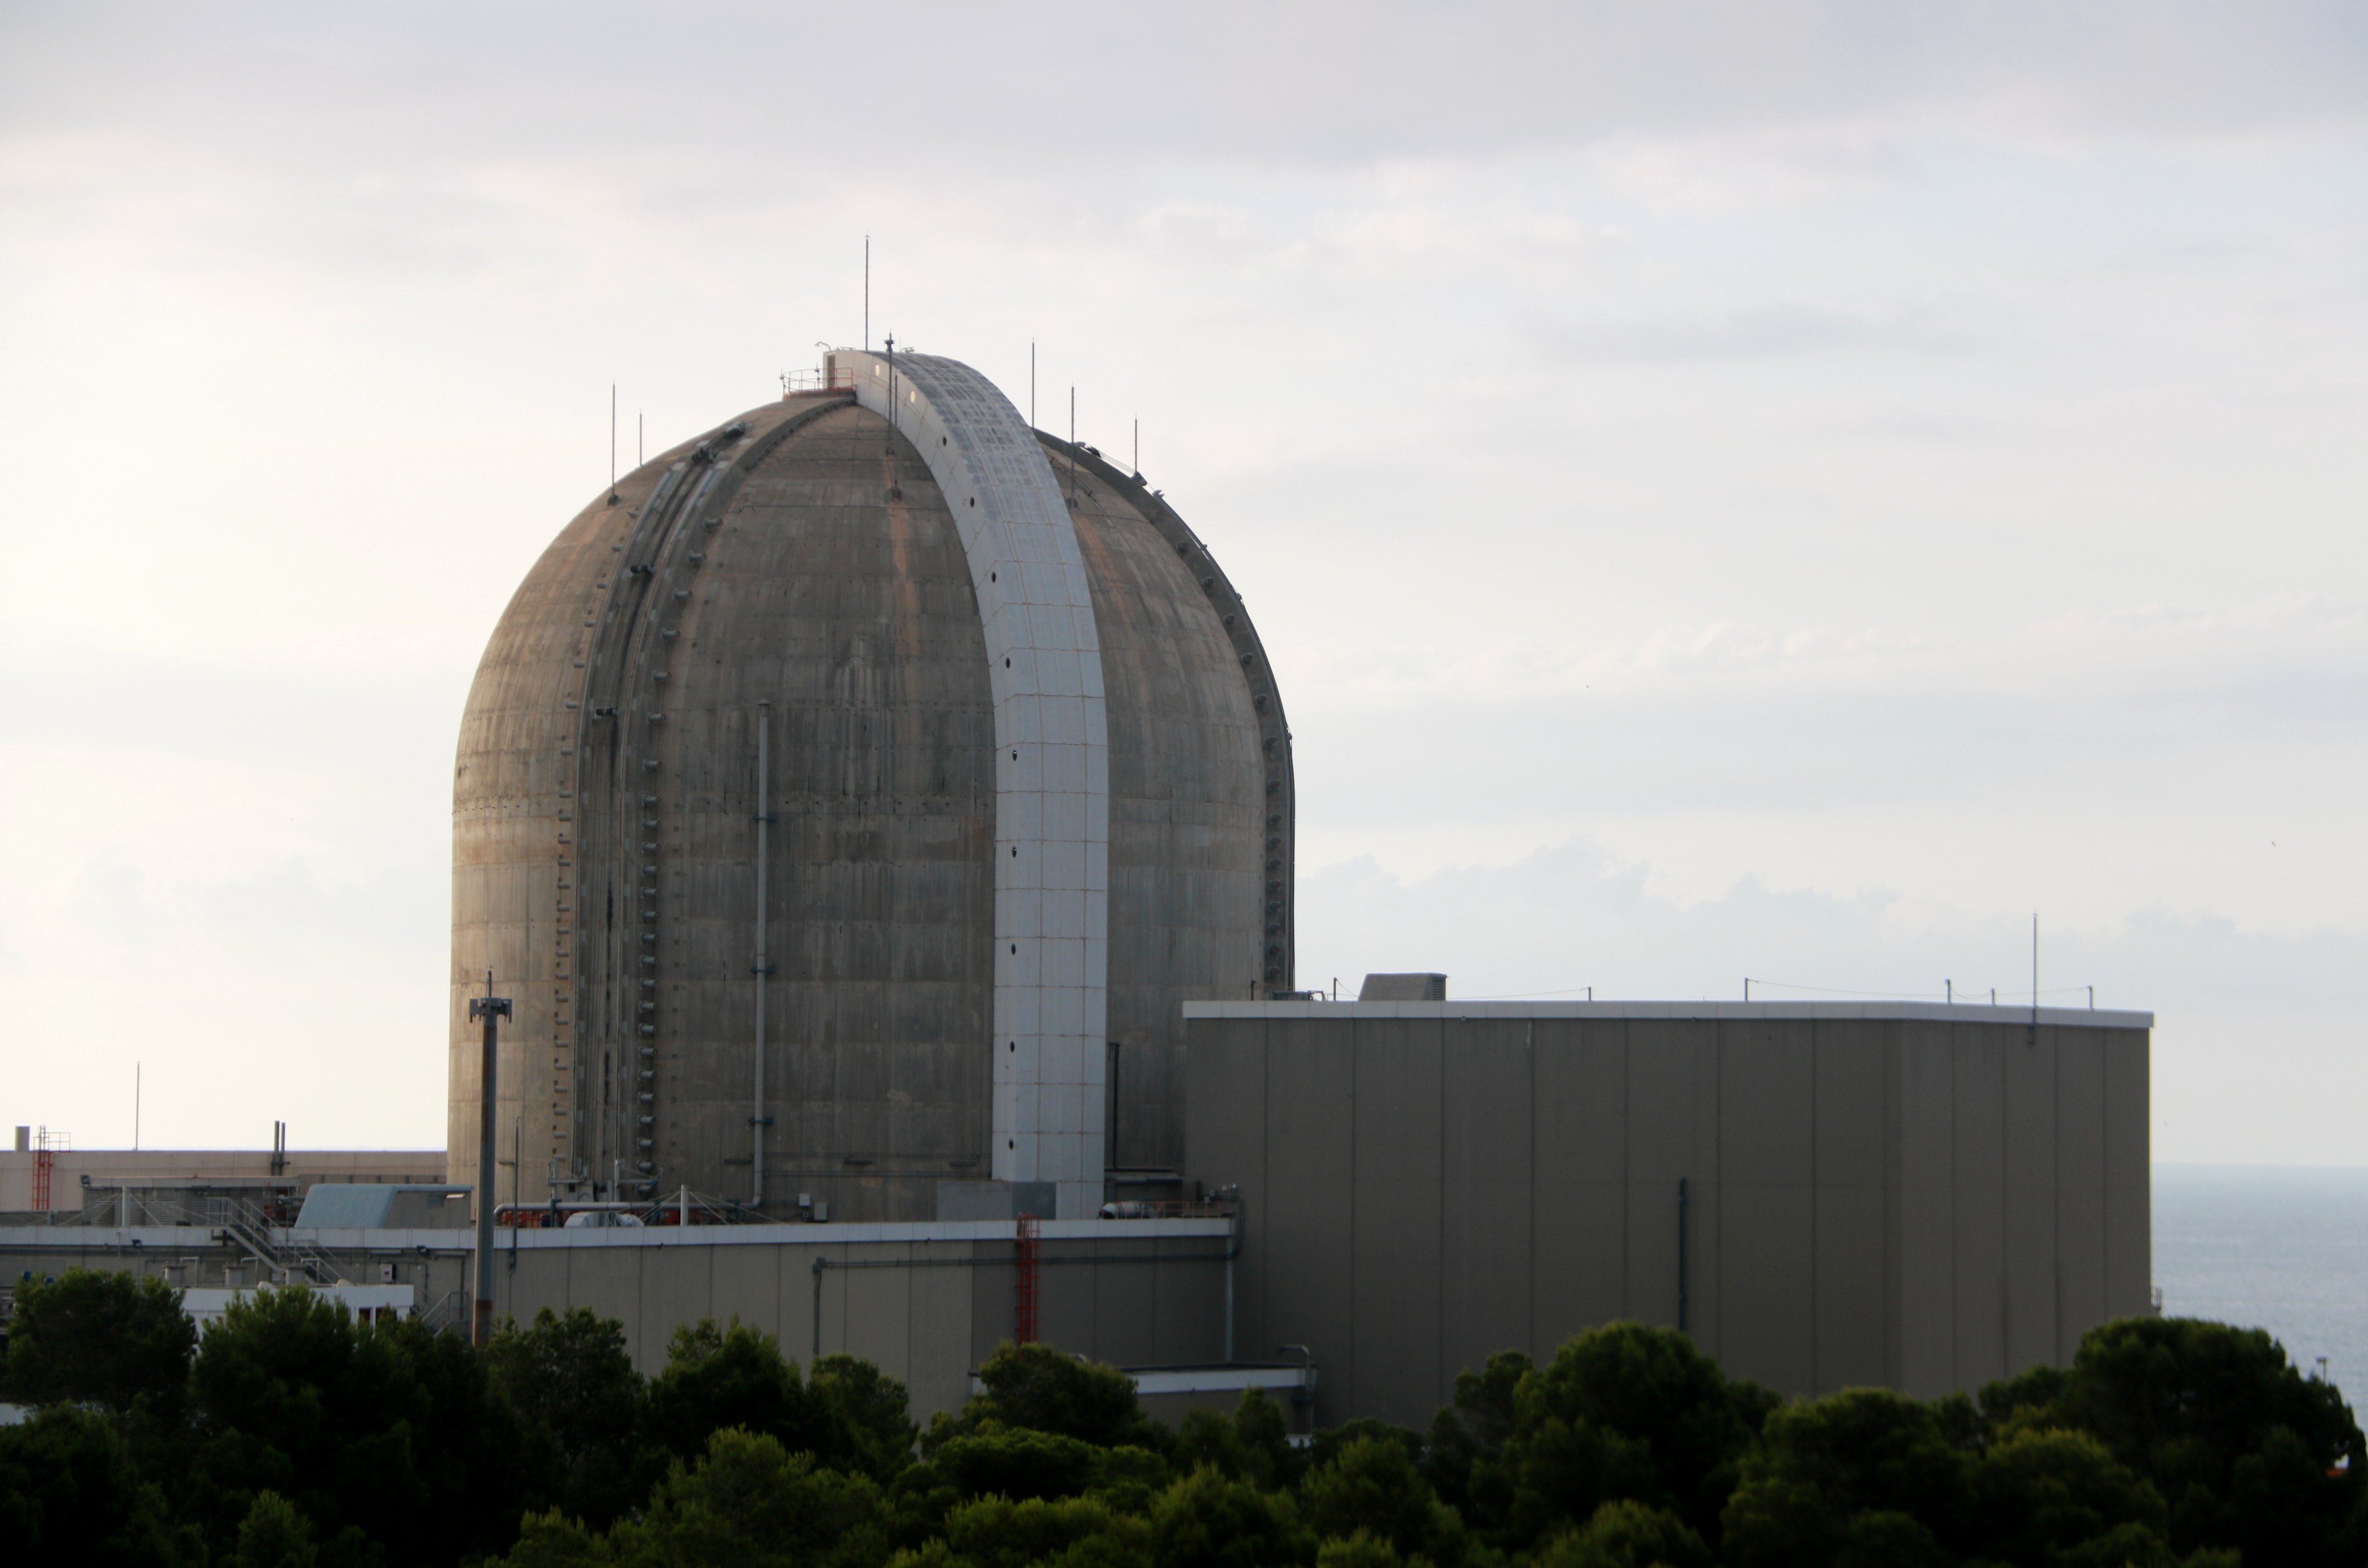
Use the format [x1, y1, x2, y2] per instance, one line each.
[1187, 999, 2153, 1028]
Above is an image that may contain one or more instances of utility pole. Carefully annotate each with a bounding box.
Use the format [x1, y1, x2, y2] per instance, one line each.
[469, 977, 512, 1347]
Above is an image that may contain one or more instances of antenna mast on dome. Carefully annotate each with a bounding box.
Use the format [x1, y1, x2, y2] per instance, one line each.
[863, 236, 870, 351]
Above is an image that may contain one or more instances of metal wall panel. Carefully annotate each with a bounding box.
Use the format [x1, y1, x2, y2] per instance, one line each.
[1037, 1245, 1099, 1355]
[1719, 1184, 1814, 1393]
[1717, 1020, 1813, 1392]
[1623, 1025, 1702, 1329]
[1187, 1016, 1269, 1359]
[2053, 1026, 2108, 1359]
[710, 1243, 783, 1346]
[2003, 1025, 2060, 1375]
[1895, 1020, 1955, 1397]
[905, 1257, 976, 1417]
[1951, 1025, 2008, 1388]
[1814, 1023, 1890, 1393]
[640, 1239, 717, 1366]
[2102, 1029, 2152, 1320]
[1814, 1185, 1888, 1392]
[1151, 1235, 1230, 1367]
[1351, 1017, 1446, 1426]
[1086, 1241, 1162, 1368]
[563, 1248, 651, 1365]
[1441, 1020, 1534, 1388]
[1263, 1018, 1356, 1423]
[1532, 1019, 1629, 1354]
[1719, 1019, 1814, 1185]
[1689, 1029, 1727, 1354]
[969, 1245, 1016, 1365]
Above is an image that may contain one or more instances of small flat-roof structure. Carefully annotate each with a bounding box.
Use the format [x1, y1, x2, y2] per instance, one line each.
[293, 1184, 471, 1229]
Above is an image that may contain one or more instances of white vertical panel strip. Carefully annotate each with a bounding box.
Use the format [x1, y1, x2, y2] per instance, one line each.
[831, 351, 1109, 1219]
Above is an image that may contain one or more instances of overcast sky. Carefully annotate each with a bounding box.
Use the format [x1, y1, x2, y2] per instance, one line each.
[3, 3, 2362, 1161]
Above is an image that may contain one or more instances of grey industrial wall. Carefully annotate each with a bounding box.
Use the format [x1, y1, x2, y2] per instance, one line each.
[1183, 1002, 2151, 1426]
[0, 1219, 1232, 1424]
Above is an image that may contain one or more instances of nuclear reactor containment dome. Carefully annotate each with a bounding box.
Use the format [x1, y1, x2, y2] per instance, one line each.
[450, 352, 1295, 1220]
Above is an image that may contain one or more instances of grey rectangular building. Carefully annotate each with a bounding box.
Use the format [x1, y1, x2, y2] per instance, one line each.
[0, 1218, 1236, 1423]
[1183, 1000, 2151, 1427]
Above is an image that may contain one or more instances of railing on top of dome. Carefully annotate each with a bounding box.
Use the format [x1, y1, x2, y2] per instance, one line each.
[780, 365, 860, 397]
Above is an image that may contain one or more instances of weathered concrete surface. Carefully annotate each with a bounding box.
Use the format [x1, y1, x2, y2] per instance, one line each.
[1185, 1000, 2153, 1424]
[453, 381, 1284, 1219]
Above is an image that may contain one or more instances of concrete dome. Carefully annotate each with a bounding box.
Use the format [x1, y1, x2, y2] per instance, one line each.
[450, 353, 1294, 1220]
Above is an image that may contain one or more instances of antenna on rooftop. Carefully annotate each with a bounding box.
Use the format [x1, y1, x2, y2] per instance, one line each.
[609, 384, 618, 500]
[864, 236, 871, 351]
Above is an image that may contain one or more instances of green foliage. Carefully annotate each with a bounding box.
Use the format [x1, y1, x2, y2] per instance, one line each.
[1307, 1417, 1424, 1475]
[963, 1341, 1167, 1452]
[646, 1319, 852, 1469]
[931, 1426, 1110, 1501]
[497, 1427, 894, 1568]
[188, 1285, 527, 1565]
[813, 1353, 919, 1479]
[1719, 1387, 1968, 1568]
[14, 1280, 2368, 1568]
[236, 1489, 319, 1568]
[1173, 1390, 1302, 1493]
[1149, 1466, 1306, 1568]
[501, 1509, 614, 1568]
[487, 1307, 651, 1525]
[1537, 1500, 1712, 1568]
[938, 1494, 1152, 1568]
[610, 1427, 894, 1568]
[1229, 1389, 1302, 1492]
[1968, 1426, 2172, 1567]
[0, 1402, 188, 1562]
[1314, 1531, 1403, 1568]
[1478, 1324, 1764, 1549]
[1090, 1444, 1175, 1518]
[2, 1268, 196, 1416]
[1426, 1350, 1530, 1520]
[2052, 1316, 2368, 1564]
[1302, 1434, 1466, 1566]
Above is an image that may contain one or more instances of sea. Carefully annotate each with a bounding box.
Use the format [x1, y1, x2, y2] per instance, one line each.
[2153, 1164, 2368, 1400]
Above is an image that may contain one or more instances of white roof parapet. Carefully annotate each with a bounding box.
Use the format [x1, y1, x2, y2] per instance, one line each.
[1182, 999, 2155, 1028]
[831, 349, 1111, 1222]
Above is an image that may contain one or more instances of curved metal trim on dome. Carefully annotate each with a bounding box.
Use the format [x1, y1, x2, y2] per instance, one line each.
[833, 349, 1110, 1220]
